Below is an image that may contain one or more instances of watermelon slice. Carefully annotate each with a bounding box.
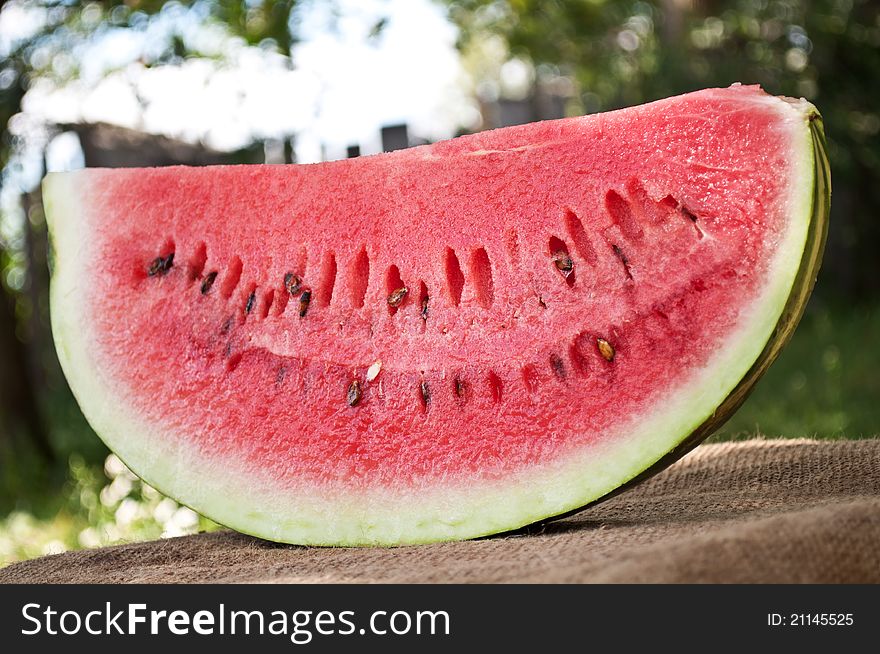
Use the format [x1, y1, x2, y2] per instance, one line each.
[44, 85, 829, 545]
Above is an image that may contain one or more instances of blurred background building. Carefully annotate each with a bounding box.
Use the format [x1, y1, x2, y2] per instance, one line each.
[1, 0, 878, 563]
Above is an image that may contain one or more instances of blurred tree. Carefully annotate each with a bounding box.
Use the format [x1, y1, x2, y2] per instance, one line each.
[0, 270, 51, 459]
[1, 0, 302, 172]
[0, 0, 303, 460]
[443, 0, 880, 303]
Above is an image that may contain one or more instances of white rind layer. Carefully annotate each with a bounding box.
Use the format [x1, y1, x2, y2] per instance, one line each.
[45, 93, 817, 545]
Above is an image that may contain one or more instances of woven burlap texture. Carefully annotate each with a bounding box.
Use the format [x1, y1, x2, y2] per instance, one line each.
[3, 438, 879, 583]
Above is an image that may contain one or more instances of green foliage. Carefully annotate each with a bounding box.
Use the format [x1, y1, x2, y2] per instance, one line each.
[1, 451, 219, 566]
[1, 1, 300, 170]
[715, 305, 880, 440]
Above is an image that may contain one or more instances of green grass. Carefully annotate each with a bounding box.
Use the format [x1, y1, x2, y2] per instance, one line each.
[711, 304, 880, 440]
[1, 304, 877, 566]
[0, 451, 219, 566]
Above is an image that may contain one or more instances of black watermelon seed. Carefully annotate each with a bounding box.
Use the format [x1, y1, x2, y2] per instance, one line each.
[550, 353, 567, 379]
[200, 271, 218, 294]
[148, 253, 174, 277]
[612, 244, 633, 279]
[299, 290, 312, 317]
[284, 272, 302, 296]
[245, 290, 256, 314]
[387, 286, 408, 308]
[552, 251, 573, 275]
[347, 379, 362, 407]
[420, 380, 431, 406]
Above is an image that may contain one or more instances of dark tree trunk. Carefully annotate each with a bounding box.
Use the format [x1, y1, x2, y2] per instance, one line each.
[21, 191, 52, 387]
[0, 268, 53, 461]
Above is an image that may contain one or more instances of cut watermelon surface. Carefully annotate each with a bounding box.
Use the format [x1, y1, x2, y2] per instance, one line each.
[44, 85, 829, 545]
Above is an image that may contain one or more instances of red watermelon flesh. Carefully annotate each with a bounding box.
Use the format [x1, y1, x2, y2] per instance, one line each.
[45, 85, 829, 544]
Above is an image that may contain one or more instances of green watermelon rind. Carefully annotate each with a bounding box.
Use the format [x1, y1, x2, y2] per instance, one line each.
[44, 93, 828, 546]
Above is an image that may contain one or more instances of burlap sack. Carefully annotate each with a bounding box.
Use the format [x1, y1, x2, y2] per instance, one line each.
[2, 438, 878, 583]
